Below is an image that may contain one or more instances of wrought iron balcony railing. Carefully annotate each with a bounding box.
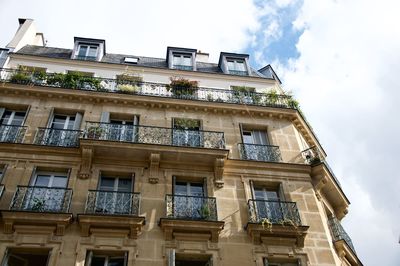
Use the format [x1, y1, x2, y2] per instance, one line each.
[0, 68, 296, 109]
[165, 194, 218, 221]
[328, 216, 356, 254]
[10, 186, 72, 213]
[83, 121, 226, 149]
[0, 125, 27, 143]
[238, 143, 282, 162]
[248, 199, 302, 225]
[85, 190, 141, 215]
[34, 128, 81, 147]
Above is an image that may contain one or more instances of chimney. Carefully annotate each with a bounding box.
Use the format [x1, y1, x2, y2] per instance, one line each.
[6, 18, 45, 52]
[196, 50, 209, 63]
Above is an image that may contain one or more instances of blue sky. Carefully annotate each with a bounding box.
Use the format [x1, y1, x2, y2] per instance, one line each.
[1, 0, 400, 265]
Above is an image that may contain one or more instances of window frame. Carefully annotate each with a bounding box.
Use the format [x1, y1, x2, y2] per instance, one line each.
[76, 43, 99, 60]
[172, 52, 194, 71]
[85, 250, 128, 266]
[226, 58, 248, 75]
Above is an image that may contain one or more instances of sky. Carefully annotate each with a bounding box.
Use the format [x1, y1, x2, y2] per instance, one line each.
[1, 0, 399, 264]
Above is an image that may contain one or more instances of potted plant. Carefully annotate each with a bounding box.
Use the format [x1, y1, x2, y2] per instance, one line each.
[167, 77, 198, 98]
[198, 204, 211, 220]
[116, 73, 143, 94]
[10, 71, 31, 84]
[86, 125, 104, 139]
[117, 83, 140, 94]
[264, 89, 279, 105]
[231, 86, 258, 104]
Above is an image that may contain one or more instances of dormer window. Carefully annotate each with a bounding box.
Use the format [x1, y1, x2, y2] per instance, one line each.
[73, 37, 106, 62]
[76, 44, 99, 61]
[227, 58, 247, 76]
[172, 53, 193, 71]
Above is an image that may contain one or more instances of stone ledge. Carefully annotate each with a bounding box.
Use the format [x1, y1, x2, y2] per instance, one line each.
[1, 210, 73, 236]
[333, 239, 363, 266]
[159, 218, 225, 243]
[77, 214, 145, 239]
[245, 222, 309, 247]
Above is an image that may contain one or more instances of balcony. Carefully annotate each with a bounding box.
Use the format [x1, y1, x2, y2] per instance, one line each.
[238, 143, 282, 162]
[245, 199, 309, 246]
[34, 127, 81, 147]
[0, 125, 27, 143]
[2, 186, 73, 235]
[328, 217, 362, 265]
[159, 194, 224, 242]
[0, 68, 296, 109]
[78, 190, 145, 239]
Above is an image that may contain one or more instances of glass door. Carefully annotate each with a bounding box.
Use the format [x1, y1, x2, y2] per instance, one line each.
[254, 187, 282, 223]
[172, 119, 202, 147]
[174, 181, 205, 219]
[48, 114, 75, 146]
[97, 176, 132, 214]
[0, 110, 26, 142]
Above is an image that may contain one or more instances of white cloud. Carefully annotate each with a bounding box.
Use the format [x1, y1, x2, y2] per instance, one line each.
[279, 0, 400, 264]
[0, 0, 259, 62]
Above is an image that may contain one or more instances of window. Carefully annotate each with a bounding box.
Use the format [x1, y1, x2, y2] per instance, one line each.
[172, 53, 193, 70]
[0, 165, 4, 183]
[172, 118, 202, 147]
[76, 44, 99, 60]
[124, 57, 139, 64]
[95, 174, 134, 214]
[227, 59, 247, 75]
[0, 108, 27, 142]
[99, 112, 139, 142]
[85, 251, 127, 266]
[168, 250, 212, 266]
[242, 130, 269, 145]
[1, 248, 51, 266]
[43, 112, 82, 147]
[172, 177, 207, 219]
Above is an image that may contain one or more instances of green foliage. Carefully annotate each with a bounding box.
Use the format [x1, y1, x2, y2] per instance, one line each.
[198, 204, 211, 219]
[174, 118, 200, 129]
[231, 85, 255, 93]
[87, 126, 104, 138]
[231, 86, 259, 104]
[10, 72, 31, 84]
[167, 77, 198, 97]
[47, 72, 102, 90]
[116, 73, 143, 84]
[264, 89, 279, 105]
[117, 84, 140, 94]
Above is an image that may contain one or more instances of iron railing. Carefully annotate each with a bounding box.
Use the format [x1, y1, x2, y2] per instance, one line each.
[328, 216, 356, 254]
[0, 125, 27, 143]
[85, 190, 141, 215]
[165, 194, 218, 221]
[0, 68, 296, 109]
[34, 128, 81, 147]
[238, 143, 282, 162]
[10, 186, 72, 213]
[248, 199, 302, 225]
[0, 185, 4, 199]
[83, 121, 226, 149]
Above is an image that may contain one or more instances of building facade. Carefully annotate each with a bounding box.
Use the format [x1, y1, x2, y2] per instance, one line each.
[0, 19, 362, 266]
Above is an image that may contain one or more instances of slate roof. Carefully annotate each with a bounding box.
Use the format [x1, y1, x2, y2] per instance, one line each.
[15, 45, 268, 79]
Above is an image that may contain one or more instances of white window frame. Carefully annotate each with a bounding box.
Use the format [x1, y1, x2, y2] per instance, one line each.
[76, 44, 99, 59]
[98, 175, 133, 193]
[51, 114, 75, 130]
[85, 250, 128, 266]
[172, 53, 193, 70]
[226, 58, 247, 74]
[0, 110, 26, 126]
[30, 171, 69, 188]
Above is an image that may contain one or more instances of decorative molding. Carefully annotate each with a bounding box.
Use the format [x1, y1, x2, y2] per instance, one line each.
[79, 146, 93, 179]
[149, 153, 160, 184]
[214, 158, 225, 188]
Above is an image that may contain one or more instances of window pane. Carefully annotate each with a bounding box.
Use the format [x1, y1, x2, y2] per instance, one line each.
[9, 112, 26, 126]
[52, 175, 68, 188]
[100, 177, 116, 191]
[117, 179, 132, 192]
[88, 46, 98, 57]
[227, 61, 235, 70]
[189, 183, 204, 196]
[1, 110, 12, 125]
[52, 115, 67, 129]
[236, 61, 246, 71]
[78, 45, 88, 56]
[182, 56, 192, 66]
[173, 55, 182, 65]
[91, 257, 106, 266]
[66, 116, 75, 130]
[108, 258, 125, 266]
[35, 175, 51, 186]
[175, 182, 187, 195]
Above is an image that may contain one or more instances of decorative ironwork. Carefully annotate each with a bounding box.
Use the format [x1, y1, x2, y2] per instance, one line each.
[328, 216, 356, 254]
[248, 199, 302, 225]
[10, 186, 72, 213]
[34, 128, 81, 147]
[165, 194, 218, 221]
[83, 121, 225, 149]
[238, 143, 282, 162]
[0, 68, 296, 109]
[85, 190, 141, 215]
[0, 125, 27, 143]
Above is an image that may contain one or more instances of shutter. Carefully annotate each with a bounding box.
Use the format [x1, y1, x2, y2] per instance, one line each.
[249, 180, 256, 200]
[21, 105, 31, 126]
[133, 115, 139, 142]
[239, 123, 244, 143]
[172, 176, 176, 194]
[0, 107, 5, 122]
[278, 183, 285, 201]
[203, 177, 208, 197]
[123, 252, 128, 266]
[84, 251, 93, 266]
[73, 112, 83, 130]
[168, 249, 175, 266]
[29, 166, 37, 185]
[66, 168, 72, 188]
[100, 111, 110, 123]
[264, 258, 269, 266]
[46, 107, 55, 128]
